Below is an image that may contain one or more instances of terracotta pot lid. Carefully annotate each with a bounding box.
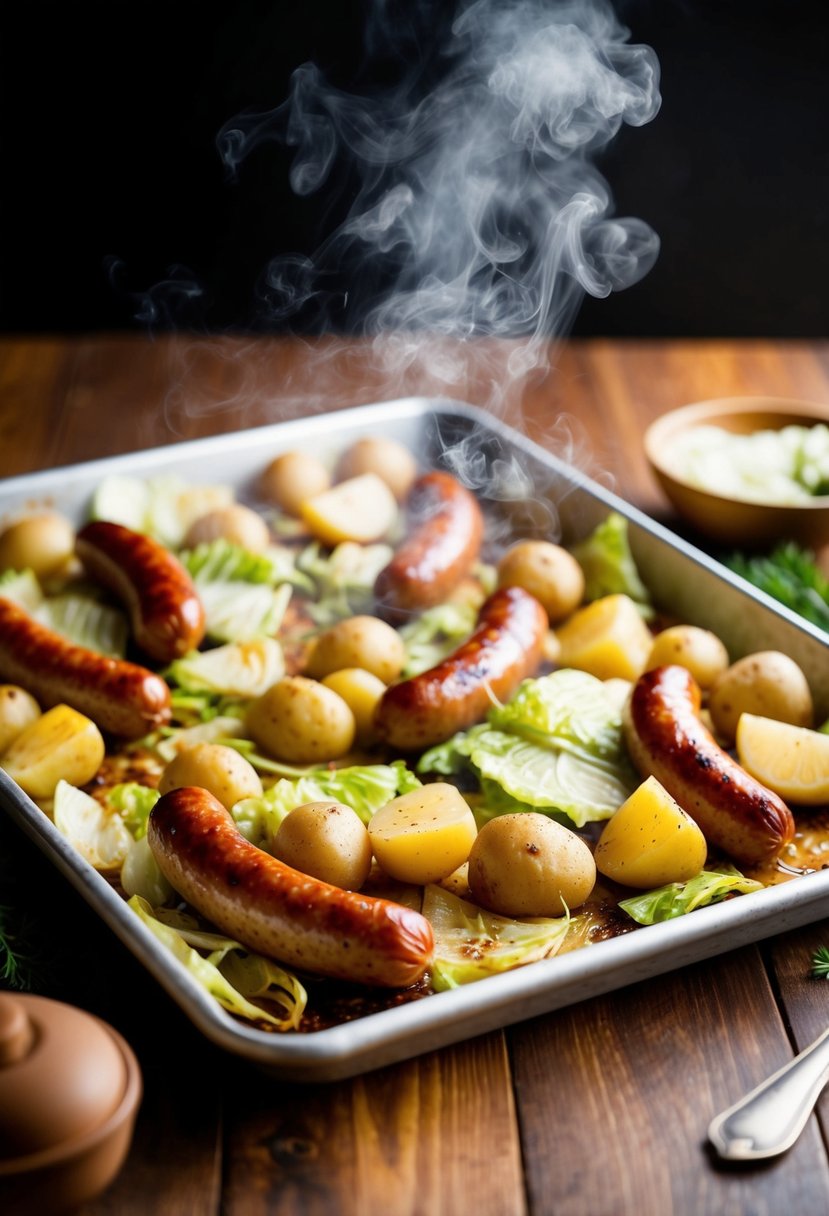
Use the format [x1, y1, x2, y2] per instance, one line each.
[0, 993, 127, 1161]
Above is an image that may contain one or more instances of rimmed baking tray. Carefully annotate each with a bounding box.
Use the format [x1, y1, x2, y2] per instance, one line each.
[2, 396, 828, 1082]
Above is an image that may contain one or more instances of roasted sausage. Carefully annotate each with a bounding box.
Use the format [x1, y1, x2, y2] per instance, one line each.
[374, 471, 484, 619]
[75, 520, 205, 663]
[623, 664, 795, 865]
[0, 597, 171, 739]
[373, 585, 547, 751]
[148, 787, 434, 988]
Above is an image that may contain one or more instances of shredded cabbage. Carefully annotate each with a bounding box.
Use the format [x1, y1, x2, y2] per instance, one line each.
[34, 593, 129, 658]
[296, 540, 393, 625]
[0, 569, 43, 611]
[128, 897, 306, 1030]
[398, 601, 479, 676]
[106, 782, 161, 839]
[90, 475, 234, 546]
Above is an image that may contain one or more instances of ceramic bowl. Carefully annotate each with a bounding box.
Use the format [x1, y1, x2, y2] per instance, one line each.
[644, 396, 829, 548]
[0, 997, 142, 1216]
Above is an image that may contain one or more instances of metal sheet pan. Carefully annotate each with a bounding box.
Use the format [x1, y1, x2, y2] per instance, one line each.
[2, 396, 828, 1082]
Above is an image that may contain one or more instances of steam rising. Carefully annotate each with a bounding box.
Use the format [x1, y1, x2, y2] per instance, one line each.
[216, 0, 661, 411]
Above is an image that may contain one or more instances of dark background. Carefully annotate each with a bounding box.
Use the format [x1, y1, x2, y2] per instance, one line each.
[1, 0, 827, 338]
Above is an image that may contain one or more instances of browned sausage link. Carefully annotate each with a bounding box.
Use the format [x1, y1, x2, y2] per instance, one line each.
[374, 471, 484, 619]
[623, 664, 795, 865]
[0, 597, 171, 739]
[373, 585, 548, 752]
[75, 520, 205, 663]
[147, 787, 434, 988]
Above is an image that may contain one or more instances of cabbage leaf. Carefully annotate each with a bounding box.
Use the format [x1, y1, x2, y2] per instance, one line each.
[419, 670, 636, 826]
[106, 782, 161, 839]
[35, 593, 129, 658]
[570, 512, 652, 614]
[90, 474, 234, 547]
[489, 669, 625, 764]
[232, 760, 421, 843]
[295, 540, 393, 625]
[618, 868, 764, 925]
[398, 601, 479, 677]
[424, 885, 570, 990]
[53, 780, 134, 870]
[167, 637, 284, 698]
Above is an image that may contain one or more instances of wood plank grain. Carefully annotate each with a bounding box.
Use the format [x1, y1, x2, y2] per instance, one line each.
[769, 921, 829, 1160]
[510, 946, 829, 1216]
[222, 1034, 525, 1216]
[519, 338, 829, 520]
[0, 338, 74, 479]
[82, 1057, 223, 1216]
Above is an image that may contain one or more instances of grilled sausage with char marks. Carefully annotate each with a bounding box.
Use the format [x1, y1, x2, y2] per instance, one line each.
[374, 471, 484, 620]
[148, 787, 434, 988]
[623, 664, 794, 865]
[76, 520, 205, 663]
[0, 597, 170, 739]
[374, 585, 547, 752]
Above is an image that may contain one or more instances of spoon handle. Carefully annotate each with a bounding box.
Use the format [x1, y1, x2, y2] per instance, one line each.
[709, 1027, 829, 1161]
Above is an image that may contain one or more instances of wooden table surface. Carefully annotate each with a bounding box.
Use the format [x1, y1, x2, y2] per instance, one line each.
[3, 334, 829, 1215]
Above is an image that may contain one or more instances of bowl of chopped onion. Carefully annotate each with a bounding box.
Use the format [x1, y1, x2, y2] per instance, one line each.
[644, 396, 829, 548]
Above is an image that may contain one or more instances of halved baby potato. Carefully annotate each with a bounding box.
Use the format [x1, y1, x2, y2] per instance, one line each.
[467, 812, 596, 917]
[368, 783, 477, 885]
[300, 474, 398, 546]
[1, 704, 105, 799]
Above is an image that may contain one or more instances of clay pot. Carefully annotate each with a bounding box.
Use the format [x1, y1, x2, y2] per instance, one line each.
[0, 992, 142, 1215]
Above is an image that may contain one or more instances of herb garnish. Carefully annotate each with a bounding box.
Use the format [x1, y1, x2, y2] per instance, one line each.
[725, 542, 829, 632]
[810, 946, 829, 979]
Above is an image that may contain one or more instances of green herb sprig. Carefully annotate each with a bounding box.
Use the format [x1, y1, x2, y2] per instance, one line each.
[810, 946, 829, 979]
[725, 542, 829, 632]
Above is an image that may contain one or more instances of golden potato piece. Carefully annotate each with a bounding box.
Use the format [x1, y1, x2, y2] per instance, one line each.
[368, 783, 477, 885]
[306, 616, 406, 685]
[247, 676, 356, 765]
[555, 594, 653, 681]
[260, 451, 332, 516]
[0, 685, 41, 753]
[300, 474, 398, 546]
[594, 775, 707, 889]
[497, 540, 585, 624]
[335, 437, 418, 502]
[321, 668, 387, 745]
[1, 704, 105, 799]
[645, 625, 729, 690]
[708, 650, 813, 743]
[0, 512, 75, 579]
[182, 504, 270, 552]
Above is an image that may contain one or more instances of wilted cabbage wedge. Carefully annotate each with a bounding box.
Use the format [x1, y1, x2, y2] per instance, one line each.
[423, 885, 570, 990]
